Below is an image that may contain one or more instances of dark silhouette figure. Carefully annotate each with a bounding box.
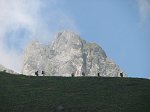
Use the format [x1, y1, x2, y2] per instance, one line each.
[120, 72, 123, 77]
[71, 73, 75, 77]
[82, 72, 85, 76]
[98, 73, 100, 77]
[42, 71, 45, 76]
[35, 71, 38, 76]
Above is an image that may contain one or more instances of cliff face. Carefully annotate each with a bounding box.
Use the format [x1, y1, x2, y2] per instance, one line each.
[22, 31, 126, 77]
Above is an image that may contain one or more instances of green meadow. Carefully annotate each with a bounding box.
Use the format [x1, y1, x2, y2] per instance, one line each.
[0, 72, 150, 112]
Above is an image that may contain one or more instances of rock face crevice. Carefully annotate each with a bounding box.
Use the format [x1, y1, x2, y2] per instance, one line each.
[22, 30, 127, 77]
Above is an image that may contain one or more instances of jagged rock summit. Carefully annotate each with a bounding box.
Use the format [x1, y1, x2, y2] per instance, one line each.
[22, 30, 126, 77]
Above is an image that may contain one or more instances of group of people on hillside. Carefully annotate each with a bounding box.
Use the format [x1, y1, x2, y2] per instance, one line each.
[71, 72, 123, 77]
[35, 71, 45, 76]
[35, 71, 124, 77]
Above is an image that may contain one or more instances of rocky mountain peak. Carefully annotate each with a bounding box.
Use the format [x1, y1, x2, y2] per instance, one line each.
[51, 30, 83, 53]
[22, 30, 127, 77]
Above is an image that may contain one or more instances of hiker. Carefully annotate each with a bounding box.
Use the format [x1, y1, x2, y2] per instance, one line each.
[97, 73, 100, 77]
[35, 71, 38, 76]
[71, 73, 75, 77]
[120, 72, 123, 77]
[42, 71, 45, 76]
[82, 72, 85, 76]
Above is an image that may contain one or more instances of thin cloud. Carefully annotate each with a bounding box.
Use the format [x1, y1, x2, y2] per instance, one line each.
[0, 0, 78, 73]
[136, 0, 150, 22]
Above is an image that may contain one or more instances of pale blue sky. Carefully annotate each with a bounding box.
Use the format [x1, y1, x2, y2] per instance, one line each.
[63, 0, 150, 78]
[0, 0, 150, 78]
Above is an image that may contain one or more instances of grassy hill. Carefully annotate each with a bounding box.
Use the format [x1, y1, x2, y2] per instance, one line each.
[0, 72, 150, 112]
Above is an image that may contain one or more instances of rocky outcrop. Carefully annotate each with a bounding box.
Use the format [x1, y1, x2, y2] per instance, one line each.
[22, 30, 127, 77]
[0, 64, 16, 74]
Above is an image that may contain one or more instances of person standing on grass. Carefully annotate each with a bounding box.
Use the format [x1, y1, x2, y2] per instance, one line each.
[120, 72, 123, 77]
[98, 73, 100, 77]
[82, 72, 85, 76]
[35, 71, 38, 76]
[42, 71, 45, 76]
[71, 73, 75, 77]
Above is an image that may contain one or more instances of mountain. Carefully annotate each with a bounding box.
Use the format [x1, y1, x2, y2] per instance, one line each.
[22, 30, 127, 77]
[0, 64, 15, 74]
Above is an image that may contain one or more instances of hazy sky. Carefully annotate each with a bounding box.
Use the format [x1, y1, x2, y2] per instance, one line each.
[0, 0, 149, 78]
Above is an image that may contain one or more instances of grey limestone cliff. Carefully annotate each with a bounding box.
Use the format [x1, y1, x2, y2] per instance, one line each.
[22, 31, 126, 77]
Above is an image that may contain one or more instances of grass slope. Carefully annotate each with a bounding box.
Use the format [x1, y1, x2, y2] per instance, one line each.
[0, 72, 150, 112]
